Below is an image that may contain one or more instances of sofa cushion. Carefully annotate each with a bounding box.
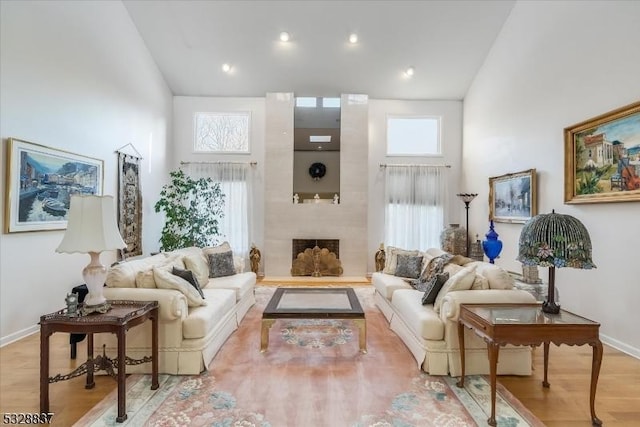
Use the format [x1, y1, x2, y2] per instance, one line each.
[205, 271, 257, 301]
[154, 266, 207, 307]
[182, 251, 210, 286]
[183, 288, 236, 339]
[383, 246, 420, 275]
[135, 254, 184, 289]
[421, 272, 450, 305]
[203, 241, 232, 257]
[466, 261, 515, 290]
[371, 272, 412, 300]
[391, 289, 445, 341]
[394, 254, 424, 279]
[434, 264, 477, 313]
[172, 266, 205, 299]
[106, 253, 168, 288]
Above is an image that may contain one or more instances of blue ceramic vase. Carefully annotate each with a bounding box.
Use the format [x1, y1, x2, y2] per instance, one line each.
[482, 220, 503, 264]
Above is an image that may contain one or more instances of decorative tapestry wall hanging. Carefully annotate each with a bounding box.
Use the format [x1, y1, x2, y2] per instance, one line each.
[117, 146, 143, 257]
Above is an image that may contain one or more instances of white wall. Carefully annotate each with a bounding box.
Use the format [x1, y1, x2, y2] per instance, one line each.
[0, 1, 173, 345]
[172, 96, 266, 254]
[463, 1, 640, 356]
[368, 100, 463, 273]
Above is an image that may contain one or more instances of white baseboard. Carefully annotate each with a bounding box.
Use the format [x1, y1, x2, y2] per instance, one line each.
[0, 324, 38, 348]
[600, 333, 640, 359]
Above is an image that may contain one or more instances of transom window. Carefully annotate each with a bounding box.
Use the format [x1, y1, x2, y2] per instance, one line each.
[194, 112, 250, 153]
[386, 116, 441, 156]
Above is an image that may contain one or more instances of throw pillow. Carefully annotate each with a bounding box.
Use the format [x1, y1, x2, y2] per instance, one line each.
[394, 254, 424, 279]
[467, 262, 515, 290]
[153, 266, 207, 307]
[172, 267, 205, 299]
[203, 241, 232, 257]
[182, 252, 210, 287]
[135, 254, 184, 289]
[207, 251, 236, 278]
[383, 246, 421, 275]
[434, 264, 478, 313]
[421, 272, 450, 305]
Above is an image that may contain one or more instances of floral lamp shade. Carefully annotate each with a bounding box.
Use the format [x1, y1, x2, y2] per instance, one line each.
[517, 210, 595, 313]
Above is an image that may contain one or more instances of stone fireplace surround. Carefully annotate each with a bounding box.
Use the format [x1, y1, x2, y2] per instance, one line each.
[264, 93, 369, 277]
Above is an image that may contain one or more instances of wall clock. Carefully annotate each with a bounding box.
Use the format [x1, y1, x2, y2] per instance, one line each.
[309, 162, 327, 180]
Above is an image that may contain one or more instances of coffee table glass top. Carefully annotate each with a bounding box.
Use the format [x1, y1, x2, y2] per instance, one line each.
[465, 304, 600, 326]
[263, 288, 364, 316]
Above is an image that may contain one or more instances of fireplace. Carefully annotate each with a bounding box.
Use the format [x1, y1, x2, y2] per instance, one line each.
[291, 239, 342, 276]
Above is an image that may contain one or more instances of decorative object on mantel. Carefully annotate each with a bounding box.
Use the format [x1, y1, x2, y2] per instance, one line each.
[293, 193, 299, 204]
[482, 220, 503, 264]
[440, 224, 467, 256]
[333, 194, 340, 204]
[456, 192, 478, 256]
[308, 162, 327, 180]
[291, 246, 343, 277]
[56, 195, 126, 315]
[116, 144, 143, 259]
[375, 243, 386, 272]
[469, 235, 484, 261]
[314, 193, 320, 203]
[517, 210, 596, 314]
[249, 243, 261, 275]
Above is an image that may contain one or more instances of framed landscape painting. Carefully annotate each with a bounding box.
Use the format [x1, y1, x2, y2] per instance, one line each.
[564, 101, 640, 204]
[489, 169, 537, 224]
[4, 138, 103, 233]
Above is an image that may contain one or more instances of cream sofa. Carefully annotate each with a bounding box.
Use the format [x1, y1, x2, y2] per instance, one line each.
[94, 246, 256, 375]
[373, 247, 536, 377]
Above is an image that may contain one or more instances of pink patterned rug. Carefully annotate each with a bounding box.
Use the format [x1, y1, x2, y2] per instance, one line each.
[76, 287, 544, 427]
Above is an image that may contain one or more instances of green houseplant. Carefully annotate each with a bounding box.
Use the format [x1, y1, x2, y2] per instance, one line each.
[154, 169, 225, 251]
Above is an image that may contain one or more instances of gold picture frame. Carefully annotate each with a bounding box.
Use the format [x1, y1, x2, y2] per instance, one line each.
[564, 101, 640, 204]
[4, 138, 104, 233]
[489, 169, 537, 224]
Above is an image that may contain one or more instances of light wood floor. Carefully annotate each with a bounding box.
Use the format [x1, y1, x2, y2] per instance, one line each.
[1, 291, 639, 426]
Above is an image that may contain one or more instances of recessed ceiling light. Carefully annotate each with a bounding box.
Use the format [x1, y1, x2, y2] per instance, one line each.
[279, 31, 290, 42]
[349, 33, 358, 44]
[222, 63, 232, 73]
[405, 66, 415, 77]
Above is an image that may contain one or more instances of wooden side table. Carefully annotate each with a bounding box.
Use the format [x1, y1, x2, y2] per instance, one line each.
[40, 300, 159, 423]
[457, 303, 603, 426]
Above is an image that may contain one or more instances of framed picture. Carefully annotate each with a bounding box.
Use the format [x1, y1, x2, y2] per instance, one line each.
[489, 169, 537, 224]
[564, 101, 640, 204]
[4, 138, 104, 233]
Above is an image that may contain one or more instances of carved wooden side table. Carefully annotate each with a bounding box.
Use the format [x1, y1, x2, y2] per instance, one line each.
[40, 300, 159, 423]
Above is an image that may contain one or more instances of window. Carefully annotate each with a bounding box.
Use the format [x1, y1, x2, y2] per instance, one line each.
[194, 112, 250, 153]
[386, 116, 440, 156]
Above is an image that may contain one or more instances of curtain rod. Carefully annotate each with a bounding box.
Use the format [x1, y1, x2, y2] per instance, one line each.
[379, 163, 451, 168]
[181, 161, 257, 166]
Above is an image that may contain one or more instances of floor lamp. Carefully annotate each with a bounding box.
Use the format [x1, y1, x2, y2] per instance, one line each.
[456, 193, 477, 256]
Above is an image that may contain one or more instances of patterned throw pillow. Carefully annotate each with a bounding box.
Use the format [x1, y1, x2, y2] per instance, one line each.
[421, 272, 450, 305]
[172, 267, 205, 299]
[207, 251, 236, 278]
[394, 254, 424, 279]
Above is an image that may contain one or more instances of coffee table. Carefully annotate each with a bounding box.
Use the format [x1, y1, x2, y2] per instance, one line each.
[261, 287, 366, 353]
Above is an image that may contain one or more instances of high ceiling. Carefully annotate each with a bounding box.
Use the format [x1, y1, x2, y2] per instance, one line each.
[123, 0, 514, 100]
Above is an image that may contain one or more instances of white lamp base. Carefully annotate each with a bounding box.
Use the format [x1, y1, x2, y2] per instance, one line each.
[82, 252, 111, 315]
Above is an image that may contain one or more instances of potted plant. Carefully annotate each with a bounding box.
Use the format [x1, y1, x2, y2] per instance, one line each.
[154, 170, 225, 251]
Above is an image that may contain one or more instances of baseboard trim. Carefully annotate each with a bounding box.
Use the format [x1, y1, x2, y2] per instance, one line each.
[1, 324, 38, 348]
[600, 333, 640, 360]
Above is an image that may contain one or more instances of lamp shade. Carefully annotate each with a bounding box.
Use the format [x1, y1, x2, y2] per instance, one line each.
[517, 211, 595, 270]
[56, 195, 126, 254]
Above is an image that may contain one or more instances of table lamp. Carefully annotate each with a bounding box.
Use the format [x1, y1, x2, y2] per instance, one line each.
[56, 195, 126, 315]
[517, 210, 595, 314]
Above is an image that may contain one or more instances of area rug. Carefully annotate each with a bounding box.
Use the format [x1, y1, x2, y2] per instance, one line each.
[75, 286, 543, 427]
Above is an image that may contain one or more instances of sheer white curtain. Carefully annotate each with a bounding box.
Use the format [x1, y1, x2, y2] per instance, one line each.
[384, 165, 448, 251]
[183, 162, 254, 259]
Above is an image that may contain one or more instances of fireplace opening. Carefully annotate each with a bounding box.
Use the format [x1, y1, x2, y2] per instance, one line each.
[291, 239, 342, 277]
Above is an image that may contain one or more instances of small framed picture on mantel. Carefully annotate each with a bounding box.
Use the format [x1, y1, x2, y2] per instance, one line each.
[489, 168, 537, 224]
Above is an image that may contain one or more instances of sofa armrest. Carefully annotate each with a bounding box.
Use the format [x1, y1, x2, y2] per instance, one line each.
[103, 287, 188, 321]
[440, 289, 537, 322]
